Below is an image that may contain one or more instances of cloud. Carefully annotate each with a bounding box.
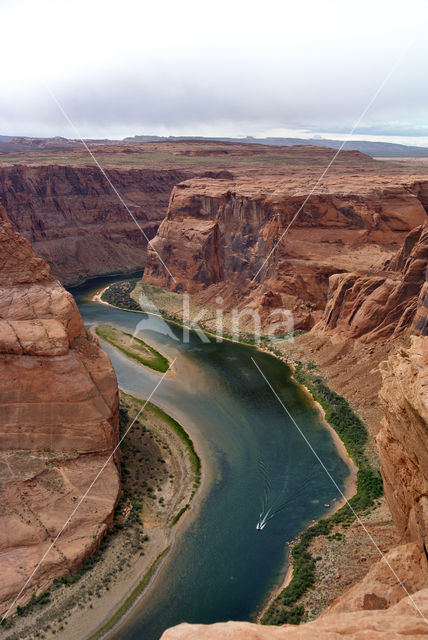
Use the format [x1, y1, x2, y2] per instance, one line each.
[309, 123, 428, 137]
[1, 0, 427, 140]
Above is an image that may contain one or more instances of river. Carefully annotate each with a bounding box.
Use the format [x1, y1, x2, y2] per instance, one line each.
[71, 276, 350, 640]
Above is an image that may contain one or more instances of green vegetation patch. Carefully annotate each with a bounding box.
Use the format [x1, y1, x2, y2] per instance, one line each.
[96, 324, 170, 373]
[171, 504, 190, 525]
[101, 280, 307, 349]
[120, 392, 201, 526]
[101, 280, 141, 310]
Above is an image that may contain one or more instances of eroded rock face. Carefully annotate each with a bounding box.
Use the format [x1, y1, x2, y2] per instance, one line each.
[325, 541, 428, 615]
[377, 336, 428, 544]
[144, 177, 427, 329]
[317, 225, 428, 342]
[0, 165, 191, 285]
[0, 206, 120, 615]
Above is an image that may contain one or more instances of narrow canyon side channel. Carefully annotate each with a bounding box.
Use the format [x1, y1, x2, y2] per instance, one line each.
[72, 277, 354, 640]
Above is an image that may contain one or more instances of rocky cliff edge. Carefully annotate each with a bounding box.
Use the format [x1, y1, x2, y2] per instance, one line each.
[0, 204, 120, 616]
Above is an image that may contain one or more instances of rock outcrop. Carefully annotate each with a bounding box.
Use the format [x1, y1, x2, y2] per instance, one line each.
[144, 177, 427, 329]
[0, 204, 120, 615]
[162, 590, 428, 639]
[377, 336, 428, 543]
[317, 225, 428, 342]
[0, 165, 191, 285]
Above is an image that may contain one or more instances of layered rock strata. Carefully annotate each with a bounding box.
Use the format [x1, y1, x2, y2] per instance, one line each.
[0, 205, 120, 615]
[144, 177, 427, 329]
[0, 165, 191, 285]
[317, 224, 428, 342]
[377, 336, 428, 543]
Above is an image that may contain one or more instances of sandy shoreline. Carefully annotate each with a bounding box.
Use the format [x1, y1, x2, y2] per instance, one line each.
[83, 392, 207, 640]
[90, 284, 271, 348]
[256, 561, 294, 623]
[92, 285, 110, 305]
[83, 393, 205, 640]
[297, 383, 358, 503]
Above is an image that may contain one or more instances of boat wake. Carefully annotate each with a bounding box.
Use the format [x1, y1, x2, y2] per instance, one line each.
[256, 461, 323, 531]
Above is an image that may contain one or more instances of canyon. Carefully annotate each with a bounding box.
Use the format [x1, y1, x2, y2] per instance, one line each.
[143, 167, 428, 332]
[139, 145, 428, 638]
[0, 141, 427, 638]
[1, 141, 427, 290]
[0, 204, 120, 616]
[0, 164, 191, 285]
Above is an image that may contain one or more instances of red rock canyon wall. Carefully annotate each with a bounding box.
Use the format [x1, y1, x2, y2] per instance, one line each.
[0, 204, 120, 615]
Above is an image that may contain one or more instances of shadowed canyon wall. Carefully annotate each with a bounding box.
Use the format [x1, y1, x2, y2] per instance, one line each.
[0, 204, 120, 615]
[0, 165, 191, 285]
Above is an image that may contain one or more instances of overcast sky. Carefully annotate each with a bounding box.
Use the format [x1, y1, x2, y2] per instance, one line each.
[1, 0, 428, 145]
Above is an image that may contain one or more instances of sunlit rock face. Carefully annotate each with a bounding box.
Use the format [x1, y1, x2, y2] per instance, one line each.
[144, 166, 427, 330]
[378, 336, 428, 544]
[317, 224, 428, 342]
[0, 204, 120, 615]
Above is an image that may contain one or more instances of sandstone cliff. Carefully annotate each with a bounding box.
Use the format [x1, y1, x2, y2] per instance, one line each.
[0, 205, 120, 615]
[142, 167, 426, 438]
[3, 143, 427, 293]
[316, 224, 428, 342]
[377, 336, 428, 543]
[0, 165, 191, 285]
[144, 176, 427, 329]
